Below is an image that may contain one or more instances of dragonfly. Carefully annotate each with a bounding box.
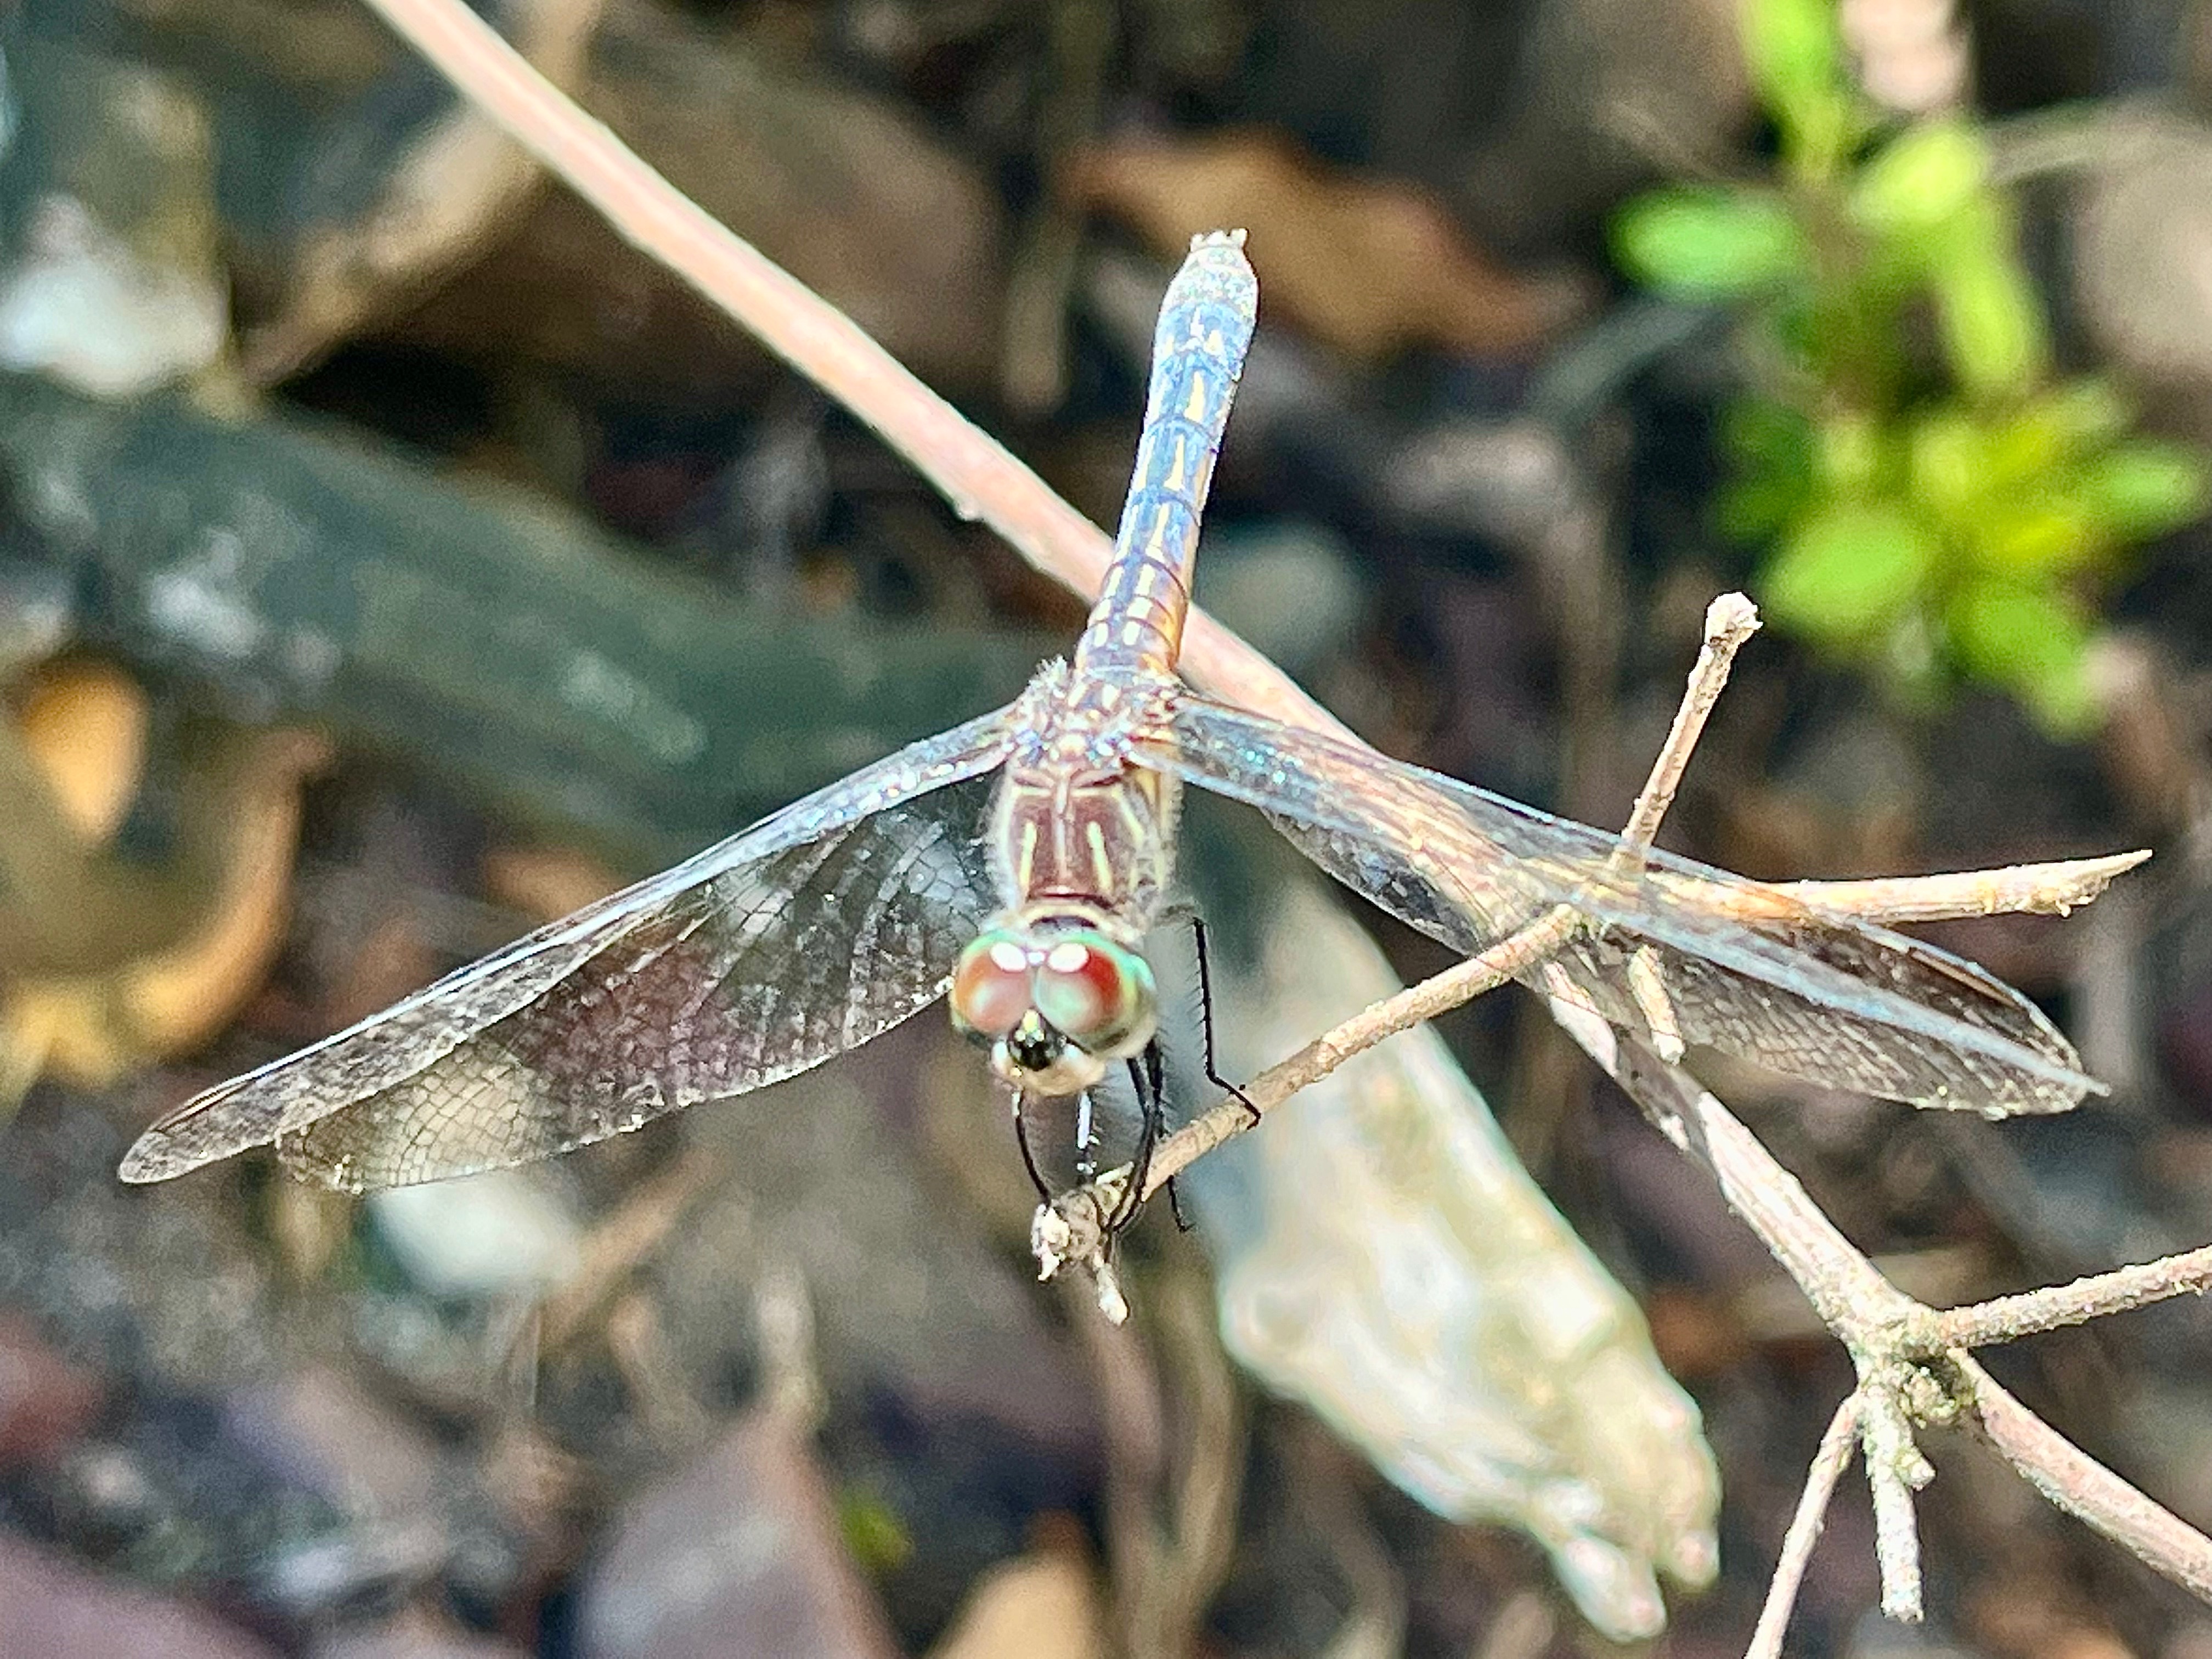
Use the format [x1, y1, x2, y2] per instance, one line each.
[120, 230, 2096, 1202]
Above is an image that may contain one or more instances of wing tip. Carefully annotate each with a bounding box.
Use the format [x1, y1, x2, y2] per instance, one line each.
[117, 1135, 189, 1184]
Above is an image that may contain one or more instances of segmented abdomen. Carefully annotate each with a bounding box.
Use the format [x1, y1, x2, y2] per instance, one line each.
[1071, 231, 1259, 679]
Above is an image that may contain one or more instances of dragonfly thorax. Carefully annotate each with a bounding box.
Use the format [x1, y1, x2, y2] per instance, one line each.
[949, 911, 1159, 1096]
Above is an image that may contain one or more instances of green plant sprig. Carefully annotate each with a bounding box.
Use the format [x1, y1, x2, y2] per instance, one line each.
[1611, 0, 2207, 732]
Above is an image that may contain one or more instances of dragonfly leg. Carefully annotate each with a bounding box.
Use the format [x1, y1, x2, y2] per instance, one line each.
[1011, 1091, 1052, 1204]
[1188, 915, 1260, 1124]
[1164, 1173, 1193, 1232]
[1109, 1045, 1169, 1236]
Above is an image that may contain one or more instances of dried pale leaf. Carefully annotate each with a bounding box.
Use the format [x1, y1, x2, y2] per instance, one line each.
[1069, 131, 1590, 360]
[121, 730, 328, 1057]
[13, 659, 149, 843]
[926, 1544, 1104, 1659]
[484, 842, 623, 923]
[1202, 878, 1718, 1641]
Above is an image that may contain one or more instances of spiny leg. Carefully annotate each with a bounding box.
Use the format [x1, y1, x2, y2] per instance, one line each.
[1189, 915, 1260, 1124]
[1127, 1040, 1192, 1234]
[1108, 1044, 1169, 1236]
[1011, 1090, 1052, 1205]
[1164, 1173, 1192, 1232]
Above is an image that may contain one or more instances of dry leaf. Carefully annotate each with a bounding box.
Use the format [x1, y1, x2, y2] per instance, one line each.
[120, 727, 329, 1059]
[926, 1532, 1104, 1659]
[1, 661, 326, 1090]
[12, 659, 149, 842]
[1069, 129, 1593, 360]
[484, 842, 623, 923]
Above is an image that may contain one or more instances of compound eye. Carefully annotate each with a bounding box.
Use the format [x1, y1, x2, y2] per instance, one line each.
[948, 933, 1032, 1040]
[1031, 933, 1156, 1057]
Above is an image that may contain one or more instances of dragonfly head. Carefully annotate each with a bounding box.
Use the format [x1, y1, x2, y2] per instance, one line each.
[949, 920, 1158, 1095]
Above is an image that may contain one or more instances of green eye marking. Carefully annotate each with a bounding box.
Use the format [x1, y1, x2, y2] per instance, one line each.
[1031, 930, 1157, 1056]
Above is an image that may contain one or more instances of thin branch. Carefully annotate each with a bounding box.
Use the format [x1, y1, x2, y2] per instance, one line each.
[1103, 591, 1763, 1217]
[1773, 850, 2150, 924]
[1962, 1355, 2212, 1601]
[1135, 909, 1581, 1202]
[1748, 1392, 1863, 1659]
[1931, 1243, 2212, 1348]
[1859, 1367, 1933, 1621]
[1618, 592, 1760, 852]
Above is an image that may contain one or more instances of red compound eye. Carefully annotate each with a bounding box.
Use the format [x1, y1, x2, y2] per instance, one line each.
[1032, 933, 1152, 1051]
[949, 934, 1032, 1039]
[1032, 940, 1121, 1039]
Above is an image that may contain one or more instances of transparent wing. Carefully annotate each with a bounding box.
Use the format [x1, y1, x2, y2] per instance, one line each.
[121, 708, 1016, 1190]
[1147, 696, 2092, 1115]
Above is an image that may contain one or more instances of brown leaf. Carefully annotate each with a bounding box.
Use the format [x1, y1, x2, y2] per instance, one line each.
[483, 843, 623, 924]
[121, 727, 329, 1060]
[1068, 129, 1593, 360]
[1, 664, 328, 1089]
[12, 660, 149, 843]
[927, 1526, 1104, 1659]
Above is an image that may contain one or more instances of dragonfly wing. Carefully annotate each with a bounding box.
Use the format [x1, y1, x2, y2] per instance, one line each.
[121, 708, 1016, 1189]
[1147, 696, 2092, 1115]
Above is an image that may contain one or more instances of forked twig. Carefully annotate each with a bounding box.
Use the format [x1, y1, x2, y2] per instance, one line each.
[1748, 1392, 1861, 1659]
[293, 0, 2207, 1643]
[1101, 590, 1764, 1214]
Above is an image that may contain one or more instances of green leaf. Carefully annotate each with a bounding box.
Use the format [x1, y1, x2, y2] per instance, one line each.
[837, 1491, 913, 1573]
[2034, 379, 2130, 451]
[1763, 500, 1938, 643]
[1850, 121, 1989, 237]
[1814, 412, 1885, 494]
[1931, 236, 2047, 400]
[1719, 400, 1819, 540]
[1948, 579, 2097, 734]
[1905, 408, 1984, 521]
[1979, 410, 2070, 490]
[2077, 441, 2211, 540]
[1968, 500, 2098, 576]
[1739, 0, 1855, 170]
[1613, 188, 1808, 296]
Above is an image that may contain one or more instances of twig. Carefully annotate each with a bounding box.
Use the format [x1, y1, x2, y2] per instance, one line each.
[1931, 1242, 2212, 1348]
[1618, 592, 1761, 852]
[1747, 1392, 1862, 1659]
[1859, 1362, 1934, 1620]
[1962, 1355, 2212, 1600]
[1133, 908, 1582, 1201]
[1773, 850, 2149, 924]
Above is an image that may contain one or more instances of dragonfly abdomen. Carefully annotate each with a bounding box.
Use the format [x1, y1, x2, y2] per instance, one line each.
[1074, 231, 1259, 679]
